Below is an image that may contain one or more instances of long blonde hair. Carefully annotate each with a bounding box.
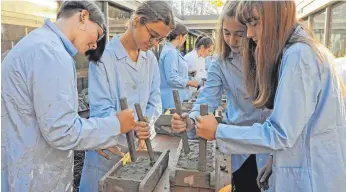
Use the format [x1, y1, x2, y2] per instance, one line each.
[237, 1, 325, 108]
[215, 1, 240, 61]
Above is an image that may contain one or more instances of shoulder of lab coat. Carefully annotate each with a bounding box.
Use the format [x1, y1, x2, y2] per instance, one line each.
[159, 44, 189, 88]
[216, 42, 345, 154]
[2, 22, 121, 151]
[184, 49, 198, 69]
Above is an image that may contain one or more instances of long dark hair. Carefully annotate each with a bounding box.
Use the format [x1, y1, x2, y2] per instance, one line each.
[195, 33, 213, 50]
[167, 23, 188, 41]
[215, 1, 239, 61]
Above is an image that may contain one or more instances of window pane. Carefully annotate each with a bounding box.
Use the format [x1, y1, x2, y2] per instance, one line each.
[108, 4, 132, 37]
[312, 10, 325, 44]
[330, 2, 346, 57]
[1, 1, 58, 57]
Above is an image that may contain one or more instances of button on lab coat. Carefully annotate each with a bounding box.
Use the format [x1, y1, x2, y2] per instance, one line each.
[1, 19, 120, 192]
[159, 42, 189, 110]
[80, 36, 162, 192]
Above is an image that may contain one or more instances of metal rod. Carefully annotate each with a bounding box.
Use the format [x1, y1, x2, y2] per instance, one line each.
[120, 97, 137, 162]
[134, 103, 156, 166]
[198, 104, 208, 172]
[172, 89, 191, 154]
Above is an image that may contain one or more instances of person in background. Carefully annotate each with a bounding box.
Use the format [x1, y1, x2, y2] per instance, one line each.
[159, 23, 199, 111]
[171, 1, 272, 191]
[173, 1, 346, 191]
[1, 1, 136, 191]
[184, 33, 214, 99]
[79, 1, 175, 191]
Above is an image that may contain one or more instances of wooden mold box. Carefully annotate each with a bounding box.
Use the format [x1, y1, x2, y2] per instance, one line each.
[169, 140, 217, 192]
[154, 114, 181, 136]
[99, 150, 170, 192]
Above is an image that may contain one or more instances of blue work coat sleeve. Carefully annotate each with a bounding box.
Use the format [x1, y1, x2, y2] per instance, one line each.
[190, 60, 224, 119]
[163, 50, 189, 88]
[32, 45, 120, 151]
[145, 58, 162, 122]
[216, 47, 320, 154]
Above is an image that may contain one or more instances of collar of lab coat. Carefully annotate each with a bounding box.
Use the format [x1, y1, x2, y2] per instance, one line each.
[192, 49, 199, 58]
[108, 36, 148, 60]
[44, 18, 78, 57]
[166, 42, 185, 60]
[227, 51, 242, 72]
[166, 42, 176, 49]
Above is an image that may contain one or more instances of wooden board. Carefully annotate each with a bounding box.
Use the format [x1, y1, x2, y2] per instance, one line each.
[164, 108, 191, 114]
[99, 150, 169, 192]
[151, 135, 231, 192]
[139, 150, 170, 192]
[170, 186, 214, 192]
[170, 140, 217, 190]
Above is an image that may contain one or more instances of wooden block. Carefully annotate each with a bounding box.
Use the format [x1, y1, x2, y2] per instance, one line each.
[99, 150, 170, 192]
[139, 150, 170, 192]
[170, 186, 214, 192]
[155, 114, 173, 127]
[182, 102, 193, 109]
[175, 169, 211, 188]
[99, 177, 139, 192]
[155, 125, 181, 137]
[170, 140, 216, 190]
[164, 108, 191, 114]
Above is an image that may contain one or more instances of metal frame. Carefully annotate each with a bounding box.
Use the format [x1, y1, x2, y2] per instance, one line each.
[301, 1, 345, 49]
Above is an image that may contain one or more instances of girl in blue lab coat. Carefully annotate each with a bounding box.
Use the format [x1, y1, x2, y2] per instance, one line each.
[173, 1, 272, 191]
[1, 1, 137, 192]
[184, 34, 214, 99]
[159, 23, 200, 111]
[79, 1, 175, 191]
[173, 1, 346, 192]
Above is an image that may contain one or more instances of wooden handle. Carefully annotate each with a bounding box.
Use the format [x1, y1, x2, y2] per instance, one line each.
[134, 103, 155, 165]
[119, 98, 137, 162]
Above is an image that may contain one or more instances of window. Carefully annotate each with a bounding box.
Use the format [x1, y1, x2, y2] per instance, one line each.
[312, 10, 326, 44]
[108, 4, 132, 19]
[330, 2, 346, 57]
[108, 4, 132, 38]
[1, 1, 58, 57]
